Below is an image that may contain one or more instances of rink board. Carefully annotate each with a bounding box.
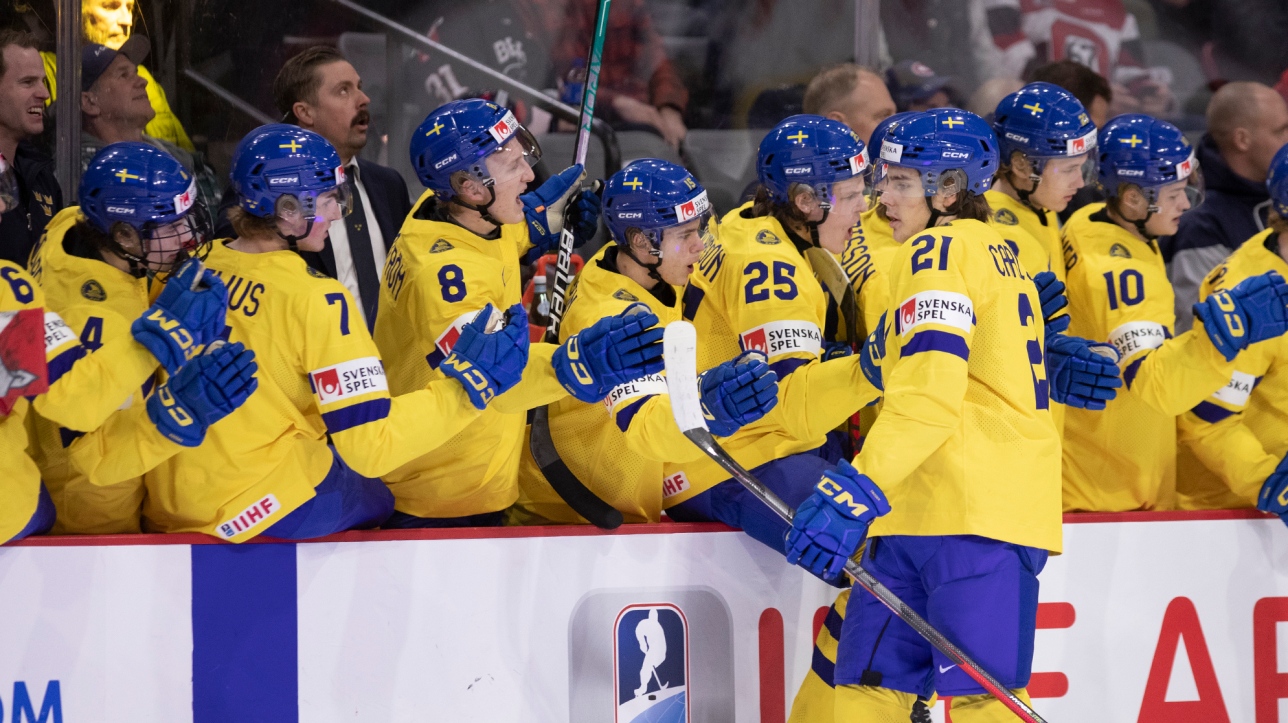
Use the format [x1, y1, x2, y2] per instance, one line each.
[1, 511, 1286, 722]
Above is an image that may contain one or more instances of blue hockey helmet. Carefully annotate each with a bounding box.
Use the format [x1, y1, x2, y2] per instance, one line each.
[79, 141, 210, 276]
[758, 114, 870, 208]
[410, 98, 542, 197]
[867, 111, 918, 187]
[1266, 143, 1288, 218]
[231, 124, 351, 223]
[1098, 114, 1202, 206]
[602, 159, 716, 264]
[876, 108, 999, 198]
[994, 82, 1098, 186]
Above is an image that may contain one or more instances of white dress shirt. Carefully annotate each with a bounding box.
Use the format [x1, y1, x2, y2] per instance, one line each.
[327, 160, 387, 322]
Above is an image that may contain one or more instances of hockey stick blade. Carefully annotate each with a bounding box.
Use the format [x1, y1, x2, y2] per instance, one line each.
[527, 0, 622, 530]
[661, 322, 1050, 723]
[802, 247, 862, 347]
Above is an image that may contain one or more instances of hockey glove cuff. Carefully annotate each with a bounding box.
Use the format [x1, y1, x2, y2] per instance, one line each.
[147, 341, 258, 446]
[441, 304, 531, 410]
[698, 350, 778, 437]
[554, 302, 664, 403]
[520, 164, 602, 255]
[1194, 271, 1288, 362]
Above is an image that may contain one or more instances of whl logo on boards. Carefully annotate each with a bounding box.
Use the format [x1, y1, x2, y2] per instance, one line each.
[0, 681, 61, 723]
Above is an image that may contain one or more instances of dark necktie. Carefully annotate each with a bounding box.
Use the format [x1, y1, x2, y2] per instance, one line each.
[344, 166, 381, 330]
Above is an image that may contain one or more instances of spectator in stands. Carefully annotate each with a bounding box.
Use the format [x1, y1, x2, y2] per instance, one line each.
[546, 0, 689, 148]
[1031, 60, 1113, 221]
[969, 76, 1025, 120]
[802, 64, 896, 144]
[885, 60, 957, 112]
[0, 29, 60, 266]
[216, 46, 411, 331]
[1166, 82, 1288, 332]
[80, 39, 220, 223]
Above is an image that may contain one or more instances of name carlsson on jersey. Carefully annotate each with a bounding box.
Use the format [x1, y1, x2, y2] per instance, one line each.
[310, 356, 389, 404]
[895, 291, 974, 336]
[739, 320, 822, 358]
[1108, 321, 1168, 360]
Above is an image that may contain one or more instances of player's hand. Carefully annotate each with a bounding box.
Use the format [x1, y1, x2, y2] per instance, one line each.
[554, 302, 664, 403]
[440, 303, 530, 410]
[1194, 271, 1288, 361]
[1033, 270, 1070, 336]
[1257, 454, 1288, 527]
[147, 340, 258, 447]
[699, 350, 778, 437]
[786, 459, 891, 583]
[132, 258, 229, 374]
[1046, 333, 1122, 410]
[520, 164, 602, 255]
[859, 312, 887, 392]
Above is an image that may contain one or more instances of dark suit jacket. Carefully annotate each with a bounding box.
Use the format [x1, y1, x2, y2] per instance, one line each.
[214, 158, 412, 276]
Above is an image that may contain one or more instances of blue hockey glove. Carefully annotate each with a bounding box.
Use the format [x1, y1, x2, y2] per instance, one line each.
[147, 340, 258, 446]
[821, 340, 853, 361]
[699, 350, 779, 437]
[440, 303, 530, 410]
[1194, 271, 1288, 362]
[521, 164, 602, 256]
[554, 302, 664, 403]
[1033, 270, 1070, 336]
[132, 258, 229, 374]
[786, 459, 891, 582]
[1257, 454, 1288, 527]
[859, 312, 887, 392]
[1046, 333, 1122, 410]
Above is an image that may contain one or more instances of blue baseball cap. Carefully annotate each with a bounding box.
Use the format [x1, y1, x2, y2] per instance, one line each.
[81, 35, 150, 93]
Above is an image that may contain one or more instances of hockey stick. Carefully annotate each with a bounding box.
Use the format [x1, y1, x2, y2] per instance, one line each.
[662, 321, 1050, 723]
[528, 0, 624, 530]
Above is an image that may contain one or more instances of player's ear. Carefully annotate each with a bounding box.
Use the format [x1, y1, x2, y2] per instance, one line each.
[453, 175, 490, 205]
[1009, 151, 1033, 179]
[1120, 185, 1148, 215]
[626, 228, 651, 255]
[112, 224, 143, 255]
[791, 186, 820, 219]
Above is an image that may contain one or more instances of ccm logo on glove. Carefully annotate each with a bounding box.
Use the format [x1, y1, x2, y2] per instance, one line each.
[818, 476, 883, 519]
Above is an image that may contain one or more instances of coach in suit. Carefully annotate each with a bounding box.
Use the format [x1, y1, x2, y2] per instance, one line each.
[217, 45, 410, 330]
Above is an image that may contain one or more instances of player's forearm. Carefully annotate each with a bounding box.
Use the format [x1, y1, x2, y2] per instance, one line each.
[36, 335, 157, 432]
[1126, 328, 1235, 416]
[491, 343, 567, 414]
[775, 355, 881, 443]
[619, 395, 706, 464]
[1178, 413, 1276, 503]
[68, 404, 181, 486]
[330, 384, 482, 478]
[856, 355, 967, 491]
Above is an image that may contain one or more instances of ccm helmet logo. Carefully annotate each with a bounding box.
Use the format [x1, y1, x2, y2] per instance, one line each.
[268, 176, 299, 185]
[433, 153, 459, 170]
[105, 206, 135, 215]
[1119, 169, 1145, 177]
[618, 212, 644, 219]
[785, 166, 811, 175]
[942, 151, 969, 160]
[1005, 132, 1029, 143]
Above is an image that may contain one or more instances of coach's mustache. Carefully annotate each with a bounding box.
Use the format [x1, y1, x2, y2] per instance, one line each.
[352, 110, 371, 128]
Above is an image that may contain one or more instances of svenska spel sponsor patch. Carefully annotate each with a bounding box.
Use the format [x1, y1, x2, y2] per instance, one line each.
[1177, 150, 1197, 180]
[1067, 128, 1096, 155]
[173, 180, 197, 214]
[217, 494, 280, 539]
[602, 372, 667, 414]
[894, 291, 973, 336]
[488, 110, 520, 144]
[848, 147, 870, 175]
[739, 320, 822, 358]
[1212, 370, 1255, 407]
[1108, 321, 1168, 360]
[43, 311, 77, 353]
[662, 471, 691, 500]
[310, 356, 388, 405]
[880, 140, 903, 163]
[674, 191, 710, 224]
[433, 308, 500, 357]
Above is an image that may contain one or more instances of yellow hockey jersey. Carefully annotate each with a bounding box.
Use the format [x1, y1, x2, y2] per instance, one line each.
[841, 208, 902, 338]
[374, 193, 567, 519]
[661, 204, 882, 507]
[986, 190, 1065, 282]
[513, 243, 700, 524]
[859, 219, 1062, 553]
[144, 240, 482, 541]
[1061, 203, 1236, 512]
[26, 208, 173, 533]
[1177, 229, 1288, 509]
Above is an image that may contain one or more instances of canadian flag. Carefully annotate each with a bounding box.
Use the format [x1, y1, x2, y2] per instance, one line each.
[312, 368, 341, 398]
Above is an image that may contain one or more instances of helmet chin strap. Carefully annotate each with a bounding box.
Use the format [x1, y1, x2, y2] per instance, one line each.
[803, 203, 831, 248]
[621, 238, 667, 287]
[277, 218, 316, 253]
[449, 183, 504, 230]
[1014, 169, 1046, 215]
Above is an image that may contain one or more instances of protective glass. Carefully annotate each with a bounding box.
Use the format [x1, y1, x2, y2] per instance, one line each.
[485, 128, 543, 187]
[110, 203, 214, 278]
[0, 152, 16, 215]
[651, 207, 719, 256]
[1146, 158, 1205, 210]
[276, 184, 352, 226]
[875, 165, 931, 200]
[1040, 152, 1098, 187]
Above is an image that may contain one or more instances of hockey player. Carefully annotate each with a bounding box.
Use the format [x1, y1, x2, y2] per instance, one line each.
[988, 82, 1098, 283]
[1179, 143, 1288, 513]
[661, 114, 885, 555]
[1061, 114, 1288, 512]
[26, 142, 235, 533]
[131, 123, 544, 541]
[376, 99, 665, 527]
[785, 109, 1123, 721]
[512, 159, 779, 525]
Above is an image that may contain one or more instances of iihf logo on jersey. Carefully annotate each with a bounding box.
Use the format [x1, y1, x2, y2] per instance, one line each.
[614, 604, 689, 723]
